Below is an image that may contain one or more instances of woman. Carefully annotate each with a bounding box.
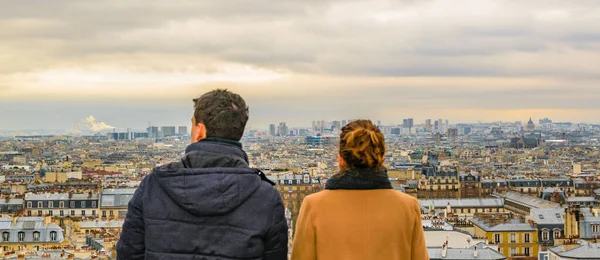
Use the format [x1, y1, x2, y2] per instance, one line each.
[291, 120, 429, 260]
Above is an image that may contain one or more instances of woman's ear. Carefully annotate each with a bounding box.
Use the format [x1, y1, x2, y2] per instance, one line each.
[338, 154, 346, 169]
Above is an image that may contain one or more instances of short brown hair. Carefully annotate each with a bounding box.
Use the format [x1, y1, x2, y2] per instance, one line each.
[339, 120, 386, 170]
[193, 89, 249, 141]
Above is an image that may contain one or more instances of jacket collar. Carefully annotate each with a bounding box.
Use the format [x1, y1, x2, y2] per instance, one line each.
[325, 167, 393, 190]
[183, 138, 249, 167]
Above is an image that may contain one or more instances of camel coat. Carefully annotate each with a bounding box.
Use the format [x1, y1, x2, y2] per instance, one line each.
[291, 182, 428, 260]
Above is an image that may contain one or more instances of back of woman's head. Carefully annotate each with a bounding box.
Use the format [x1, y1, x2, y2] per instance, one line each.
[339, 120, 386, 170]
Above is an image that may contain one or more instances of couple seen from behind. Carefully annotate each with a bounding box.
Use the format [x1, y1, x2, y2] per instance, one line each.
[116, 89, 429, 260]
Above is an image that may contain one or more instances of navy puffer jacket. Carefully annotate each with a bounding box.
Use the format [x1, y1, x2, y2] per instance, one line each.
[117, 138, 288, 260]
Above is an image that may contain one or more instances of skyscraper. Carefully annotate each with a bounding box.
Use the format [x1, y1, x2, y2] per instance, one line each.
[425, 119, 432, 131]
[448, 128, 458, 141]
[403, 118, 414, 129]
[161, 126, 176, 137]
[269, 124, 276, 136]
[147, 126, 159, 138]
[332, 121, 341, 131]
[278, 122, 288, 136]
[178, 126, 188, 136]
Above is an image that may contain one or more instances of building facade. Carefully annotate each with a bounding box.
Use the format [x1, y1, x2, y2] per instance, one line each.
[0, 216, 66, 253]
[24, 193, 99, 219]
[100, 188, 136, 220]
[471, 214, 539, 260]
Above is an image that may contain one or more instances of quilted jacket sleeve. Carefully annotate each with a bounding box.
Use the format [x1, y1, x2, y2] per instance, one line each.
[116, 176, 148, 260]
[264, 190, 289, 260]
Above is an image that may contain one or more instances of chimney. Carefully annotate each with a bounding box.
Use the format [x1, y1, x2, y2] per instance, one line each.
[473, 246, 478, 258]
[12, 215, 18, 226]
[441, 244, 447, 258]
[44, 215, 51, 226]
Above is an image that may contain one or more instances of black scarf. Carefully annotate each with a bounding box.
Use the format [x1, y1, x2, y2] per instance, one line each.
[325, 167, 393, 190]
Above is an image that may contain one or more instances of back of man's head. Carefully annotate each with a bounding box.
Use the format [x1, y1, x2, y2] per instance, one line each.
[193, 89, 249, 141]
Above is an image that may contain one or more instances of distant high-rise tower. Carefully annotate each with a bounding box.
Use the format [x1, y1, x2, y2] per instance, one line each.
[425, 119, 432, 131]
[448, 128, 458, 141]
[178, 126, 188, 136]
[161, 126, 176, 137]
[403, 118, 414, 130]
[269, 124, 276, 136]
[278, 122, 288, 136]
[147, 126, 159, 138]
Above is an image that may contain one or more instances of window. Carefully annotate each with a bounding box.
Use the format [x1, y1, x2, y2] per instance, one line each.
[59, 201, 65, 208]
[92, 210, 96, 216]
[102, 211, 107, 217]
[554, 230, 561, 239]
[60, 210, 64, 217]
[2, 246, 7, 252]
[593, 225, 600, 233]
[27, 210, 31, 216]
[510, 233, 516, 243]
[18, 232, 24, 242]
[92, 201, 97, 208]
[33, 231, 40, 242]
[494, 234, 501, 243]
[37, 201, 43, 208]
[2, 232, 9, 242]
[524, 233, 530, 243]
[48, 201, 54, 208]
[81, 210, 86, 216]
[510, 248, 517, 256]
[71, 210, 75, 216]
[525, 247, 530, 256]
[81, 201, 86, 208]
[48, 210, 53, 216]
[50, 231, 57, 241]
[70, 201, 75, 208]
[27, 202, 32, 208]
[110, 211, 114, 216]
[542, 231, 549, 241]
[37, 210, 42, 216]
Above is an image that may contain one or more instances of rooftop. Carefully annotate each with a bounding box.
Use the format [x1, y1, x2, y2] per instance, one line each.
[419, 198, 504, 208]
[101, 188, 137, 195]
[549, 241, 600, 259]
[530, 208, 564, 225]
[428, 247, 506, 260]
[470, 214, 536, 232]
[499, 191, 561, 209]
[80, 220, 124, 229]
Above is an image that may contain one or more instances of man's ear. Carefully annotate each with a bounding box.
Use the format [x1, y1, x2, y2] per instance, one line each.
[192, 123, 207, 143]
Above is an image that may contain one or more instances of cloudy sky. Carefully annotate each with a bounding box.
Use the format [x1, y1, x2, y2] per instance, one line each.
[1, 0, 599, 133]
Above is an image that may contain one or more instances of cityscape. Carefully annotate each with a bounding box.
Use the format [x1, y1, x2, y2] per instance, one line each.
[1, 117, 599, 259]
[2, 1, 600, 259]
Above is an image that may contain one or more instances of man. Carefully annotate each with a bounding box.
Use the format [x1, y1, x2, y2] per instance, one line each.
[117, 89, 288, 260]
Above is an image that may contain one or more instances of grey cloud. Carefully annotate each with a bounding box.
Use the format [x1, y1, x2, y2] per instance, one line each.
[2, 0, 600, 79]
